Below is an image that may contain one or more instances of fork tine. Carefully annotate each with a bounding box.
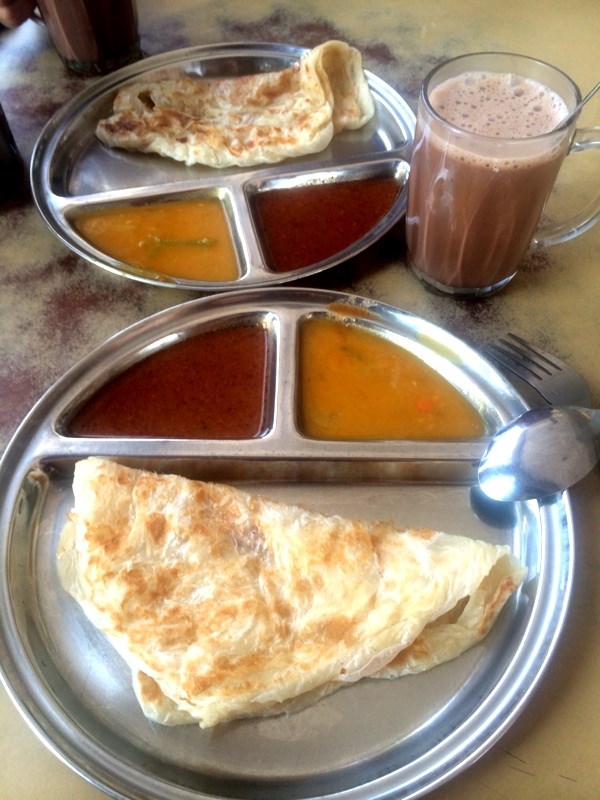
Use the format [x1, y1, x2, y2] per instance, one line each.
[493, 334, 557, 380]
[483, 333, 592, 406]
[483, 342, 546, 383]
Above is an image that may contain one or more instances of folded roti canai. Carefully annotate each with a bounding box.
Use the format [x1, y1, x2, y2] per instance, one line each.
[58, 457, 526, 728]
[95, 40, 376, 168]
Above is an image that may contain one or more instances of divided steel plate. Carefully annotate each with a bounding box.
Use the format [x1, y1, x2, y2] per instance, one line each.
[0, 288, 572, 800]
[30, 43, 415, 290]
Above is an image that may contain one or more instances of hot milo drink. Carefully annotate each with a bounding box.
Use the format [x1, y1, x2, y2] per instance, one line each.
[407, 61, 573, 296]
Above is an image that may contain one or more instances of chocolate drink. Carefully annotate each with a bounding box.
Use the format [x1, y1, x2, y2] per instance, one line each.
[37, 0, 141, 76]
[406, 71, 571, 292]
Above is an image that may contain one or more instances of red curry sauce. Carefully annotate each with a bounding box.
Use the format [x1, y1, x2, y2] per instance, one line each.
[68, 325, 269, 439]
[252, 176, 400, 272]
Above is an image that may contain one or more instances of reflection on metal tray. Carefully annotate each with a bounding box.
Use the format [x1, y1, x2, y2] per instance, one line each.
[30, 43, 415, 291]
[0, 288, 573, 800]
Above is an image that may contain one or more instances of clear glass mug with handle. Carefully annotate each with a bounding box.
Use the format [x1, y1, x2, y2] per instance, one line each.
[406, 52, 600, 298]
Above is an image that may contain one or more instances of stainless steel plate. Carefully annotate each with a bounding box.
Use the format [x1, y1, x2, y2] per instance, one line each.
[30, 43, 415, 290]
[0, 288, 572, 800]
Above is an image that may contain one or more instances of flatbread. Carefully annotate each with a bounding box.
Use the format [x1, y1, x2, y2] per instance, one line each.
[58, 457, 526, 728]
[95, 40, 376, 168]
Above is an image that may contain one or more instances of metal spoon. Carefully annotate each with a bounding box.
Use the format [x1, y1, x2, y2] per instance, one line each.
[478, 406, 600, 502]
[560, 80, 600, 128]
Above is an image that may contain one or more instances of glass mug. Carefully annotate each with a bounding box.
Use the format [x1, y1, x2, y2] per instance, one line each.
[406, 52, 600, 298]
[36, 0, 142, 76]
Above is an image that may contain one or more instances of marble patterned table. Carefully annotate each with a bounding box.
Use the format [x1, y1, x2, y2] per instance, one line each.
[1, 1, 599, 798]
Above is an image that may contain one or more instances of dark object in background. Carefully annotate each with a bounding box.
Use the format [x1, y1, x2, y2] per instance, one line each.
[36, 0, 142, 76]
[0, 101, 24, 202]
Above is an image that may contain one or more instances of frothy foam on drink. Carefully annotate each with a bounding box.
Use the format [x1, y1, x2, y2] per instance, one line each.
[430, 71, 569, 138]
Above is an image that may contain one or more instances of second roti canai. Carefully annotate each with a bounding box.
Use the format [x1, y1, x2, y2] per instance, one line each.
[95, 40, 376, 168]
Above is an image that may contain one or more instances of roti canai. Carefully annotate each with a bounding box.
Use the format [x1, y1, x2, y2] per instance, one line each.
[95, 40, 376, 168]
[58, 457, 526, 728]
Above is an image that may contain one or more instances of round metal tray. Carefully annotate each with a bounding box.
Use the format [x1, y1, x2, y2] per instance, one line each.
[30, 43, 415, 291]
[0, 288, 572, 800]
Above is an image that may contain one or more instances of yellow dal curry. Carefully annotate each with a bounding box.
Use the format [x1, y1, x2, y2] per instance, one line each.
[74, 198, 238, 281]
[299, 317, 485, 440]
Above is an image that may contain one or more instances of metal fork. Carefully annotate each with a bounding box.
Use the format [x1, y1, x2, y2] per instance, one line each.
[483, 333, 592, 406]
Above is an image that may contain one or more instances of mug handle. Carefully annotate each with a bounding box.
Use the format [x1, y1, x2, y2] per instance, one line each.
[532, 126, 600, 248]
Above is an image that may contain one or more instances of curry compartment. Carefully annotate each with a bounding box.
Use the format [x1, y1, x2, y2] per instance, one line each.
[66, 320, 273, 439]
[246, 159, 407, 274]
[67, 190, 245, 284]
[31, 42, 415, 291]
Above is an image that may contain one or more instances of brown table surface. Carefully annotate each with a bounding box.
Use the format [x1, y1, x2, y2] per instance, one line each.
[1, 1, 599, 797]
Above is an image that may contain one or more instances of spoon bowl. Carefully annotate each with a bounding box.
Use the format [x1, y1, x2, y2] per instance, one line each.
[478, 406, 600, 502]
